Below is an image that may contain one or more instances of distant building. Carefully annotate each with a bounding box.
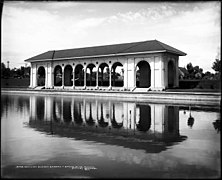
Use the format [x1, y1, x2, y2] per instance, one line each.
[25, 40, 186, 91]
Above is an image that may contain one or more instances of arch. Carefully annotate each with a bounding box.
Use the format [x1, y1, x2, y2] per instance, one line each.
[136, 61, 151, 88]
[75, 64, 84, 86]
[111, 62, 124, 87]
[64, 65, 73, 86]
[54, 65, 62, 86]
[168, 60, 175, 88]
[86, 63, 96, 86]
[136, 104, 151, 132]
[98, 63, 109, 86]
[37, 66, 45, 86]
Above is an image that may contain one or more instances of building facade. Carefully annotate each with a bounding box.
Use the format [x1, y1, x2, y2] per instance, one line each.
[25, 40, 186, 91]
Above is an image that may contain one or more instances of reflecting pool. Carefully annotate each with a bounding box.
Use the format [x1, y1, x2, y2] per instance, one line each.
[1, 93, 221, 178]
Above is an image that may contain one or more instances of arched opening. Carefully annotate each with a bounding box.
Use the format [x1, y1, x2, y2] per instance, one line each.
[75, 64, 84, 86]
[98, 63, 109, 87]
[54, 65, 62, 86]
[136, 104, 151, 132]
[111, 62, 124, 87]
[168, 60, 175, 88]
[136, 61, 151, 88]
[86, 64, 96, 86]
[64, 65, 73, 86]
[37, 66, 45, 86]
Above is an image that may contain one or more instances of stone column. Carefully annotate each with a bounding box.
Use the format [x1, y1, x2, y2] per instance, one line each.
[96, 66, 99, 89]
[108, 65, 112, 90]
[62, 65, 64, 89]
[175, 58, 179, 87]
[29, 64, 33, 88]
[72, 65, 75, 89]
[84, 66, 87, 89]
[33, 64, 37, 87]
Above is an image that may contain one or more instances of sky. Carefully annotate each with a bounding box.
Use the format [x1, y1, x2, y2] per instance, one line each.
[2, 1, 221, 72]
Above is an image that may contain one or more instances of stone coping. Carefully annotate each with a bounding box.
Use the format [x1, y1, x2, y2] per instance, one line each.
[1, 88, 221, 106]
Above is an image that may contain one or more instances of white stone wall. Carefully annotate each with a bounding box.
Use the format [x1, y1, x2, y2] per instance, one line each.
[28, 52, 180, 91]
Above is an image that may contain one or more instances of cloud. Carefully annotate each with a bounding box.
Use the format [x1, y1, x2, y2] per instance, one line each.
[2, 1, 221, 72]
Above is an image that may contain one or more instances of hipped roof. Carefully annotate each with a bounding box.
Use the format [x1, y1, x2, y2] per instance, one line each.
[25, 40, 186, 62]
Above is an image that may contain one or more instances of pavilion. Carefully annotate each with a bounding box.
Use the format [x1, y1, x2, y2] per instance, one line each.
[25, 40, 186, 91]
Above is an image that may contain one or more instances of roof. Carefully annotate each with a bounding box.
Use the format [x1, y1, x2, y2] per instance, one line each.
[25, 40, 186, 62]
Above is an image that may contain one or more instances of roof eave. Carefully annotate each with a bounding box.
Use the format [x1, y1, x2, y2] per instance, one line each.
[24, 50, 167, 62]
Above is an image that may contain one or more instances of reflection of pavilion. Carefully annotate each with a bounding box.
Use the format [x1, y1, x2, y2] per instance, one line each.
[29, 96, 184, 143]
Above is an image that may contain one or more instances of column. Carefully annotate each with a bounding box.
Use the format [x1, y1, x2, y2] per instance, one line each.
[96, 66, 99, 89]
[123, 63, 128, 89]
[109, 65, 112, 89]
[29, 64, 33, 88]
[72, 65, 75, 89]
[160, 59, 165, 89]
[33, 64, 37, 87]
[84, 67, 87, 89]
[62, 65, 64, 89]
[175, 58, 179, 87]
[47, 63, 54, 89]
[45, 65, 48, 89]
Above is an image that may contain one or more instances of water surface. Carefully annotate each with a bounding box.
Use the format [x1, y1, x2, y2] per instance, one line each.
[1, 93, 220, 178]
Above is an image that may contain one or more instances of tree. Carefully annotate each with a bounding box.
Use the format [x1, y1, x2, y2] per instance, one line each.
[212, 59, 221, 73]
[186, 62, 195, 79]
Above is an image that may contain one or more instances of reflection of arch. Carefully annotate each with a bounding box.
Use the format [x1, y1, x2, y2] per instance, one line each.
[54, 65, 62, 86]
[136, 61, 151, 88]
[64, 65, 73, 86]
[111, 62, 124, 87]
[37, 66, 45, 86]
[86, 64, 96, 86]
[75, 64, 84, 86]
[85, 102, 95, 126]
[136, 104, 151, 132]
[168, 106, 176, 132]
[98, 103, 109, 127]
[168, 60, 175, 88]
[73, 101, 83, 124]
[111, 104, 123, 128]
[98, 63, 109, 86]
[63, 100, 72, 124]
[36, 97, 45, 120]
